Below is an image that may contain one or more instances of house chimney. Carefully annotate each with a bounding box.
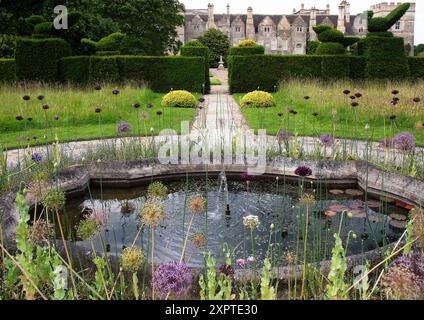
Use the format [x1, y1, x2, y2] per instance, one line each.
[310, 7, 318, 41]
[227, 3, 230, 16]
[207, 3, 216, 29]
[337, 3, 346, 33]
[246, 7, 255, 41]
[326, 4, 330, 14]
[345, 1, 350, 23]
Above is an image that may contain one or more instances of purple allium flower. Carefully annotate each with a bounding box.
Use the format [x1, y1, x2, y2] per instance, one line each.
[95, 107, 102, 113]
[413, 97, 421, 103]
[152, 261, 193, 300]
[389, 115, 397, 121]
[277, 129, 293, 142]
[304, 96, 310, 100]
[350, 95, 356, 100]
[319, 134, 334, 147]
[31, 153, 43, 162]
[112, 89, 120, 95]
[37, 95, 44, 101]
[156, 110, 163, 116]
[277, 112, 284, 117]
[286, 107, 294, 114]
[117, 122, 131, 134]
[295, 166, 312, 177]
[391, 100, 398, 106]
[147, 103, 154, 109]
[394, 132, 416, 152]
[393, 97, 400, 102]
[53, 115, 59, 121]
[16, 115, 23, 121]
[312, 112, 319, 117]
[393, 252, 424, 280]
[351, 101, 359, 107]
[27, 117, 33, 122]
[392, 90, 400, 95]
[133, 103, 140, 109]
[219, 264, 235, 277]
[343, 89, 351, 95]
[94, 84, 102, 91]
[42, 104, 49, 110]
[292, 110, 298, 115]
[236, 259, 245, 268]
[355, 93, 362, 98]
[23, 95, 30, 101]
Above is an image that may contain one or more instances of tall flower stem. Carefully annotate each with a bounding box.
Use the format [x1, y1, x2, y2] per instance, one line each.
[180, 213, 195, 264]
[300, 204, 310, 300]
[151, 226, 155, 300]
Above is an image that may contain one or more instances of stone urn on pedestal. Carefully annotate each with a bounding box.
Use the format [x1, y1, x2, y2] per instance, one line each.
[218, 55, 225, 70]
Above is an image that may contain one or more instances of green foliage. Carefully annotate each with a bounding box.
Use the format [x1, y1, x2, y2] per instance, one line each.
[359, 36, 410, 79]
[408, 57, 424, 79]
[15, 37, 71, 82]
[0, 34, 16, 58]
[325, 234, 349, 300]
[315, 42, 346, 55]
[321, 56, 351, 79]
[415, 44, 424, 56]
[368, 3, 411, 32]
[307, 41, 320, 55]
[317, 28, 345, 43]
[59, 56, 90, 84]
[198, 29, 230, 68]
[185, 40, 204, 47]
[81, 32, 126, 51]
[161, 90, 197, 108]
[181, 45, 210, 93]
[33, 22, 53, 37]
[312, 25, 332, 34]
[88, 56, 120, 83]
[228, 45, 265, 56]
[228, 55, 322, 93]
[0, 58, 16, 82]
[199, 252, 235, 300]
[116, 56, 205, 92]
[366, 31, 394, 38]
[260, 258, 277, 300]
[3, 191, 66, 300]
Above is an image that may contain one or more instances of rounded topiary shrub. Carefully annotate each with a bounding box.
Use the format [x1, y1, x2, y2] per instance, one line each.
[318, 29, 345, 43]
[315, 42, 346, 55]
[368, 17, 389, 32]
[238, 40, 257, 47]
[240, 91, 276, 108]
[161, 90, 197, 108]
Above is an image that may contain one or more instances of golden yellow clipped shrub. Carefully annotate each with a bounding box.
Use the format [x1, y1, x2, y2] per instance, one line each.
[161, 90, 197, 108]
[238, 40, 257, 47]
[240, 90, 276, 108]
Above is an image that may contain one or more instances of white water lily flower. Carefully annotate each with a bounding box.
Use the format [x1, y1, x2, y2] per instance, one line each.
[243, 215, 260, 230]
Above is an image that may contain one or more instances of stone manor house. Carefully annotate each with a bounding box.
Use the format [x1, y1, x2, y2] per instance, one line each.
[177, 1, 416, 55]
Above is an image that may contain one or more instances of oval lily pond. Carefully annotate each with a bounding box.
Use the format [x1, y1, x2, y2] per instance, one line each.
[36, 176, 409, 267]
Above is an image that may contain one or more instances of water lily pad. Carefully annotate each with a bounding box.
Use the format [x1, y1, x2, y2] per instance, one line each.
[329, 204, 349, 212]
[389, 219, 407, 229]
[365, 200, 381, 209]
[389, 213, 407, 221]
[346, 189, 364, 196]
[395, 201, 414, 210]
[349, 201, 365, 210]
[325, 210, 337, 217]
[350, 210, 367, 218]
[329, 189, 344, 195]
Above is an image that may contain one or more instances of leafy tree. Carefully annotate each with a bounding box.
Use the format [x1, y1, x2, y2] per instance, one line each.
[198, 29, 230, 68]
[415, 44, 424, 56]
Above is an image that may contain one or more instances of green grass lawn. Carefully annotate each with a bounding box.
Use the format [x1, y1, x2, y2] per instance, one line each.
[235, 79, 424, 146]
[211, 79, 222, 85]
[0, 84, 199, 149]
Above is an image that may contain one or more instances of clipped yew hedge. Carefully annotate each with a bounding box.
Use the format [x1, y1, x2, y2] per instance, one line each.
[59, 55, 205, 92]
[180, 45, 210, 93]
[228, 54, 364, 93]
[228, 45, 265, 56]
[408, 57, 424, 79]
[15, 37, 71, 82]
[0, 59, 16, 82]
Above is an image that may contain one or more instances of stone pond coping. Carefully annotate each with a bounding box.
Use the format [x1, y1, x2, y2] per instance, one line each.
[0, 157, 419, 279]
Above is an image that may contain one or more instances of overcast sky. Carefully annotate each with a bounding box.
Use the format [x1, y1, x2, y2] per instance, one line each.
[180, 0, 423, 44]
